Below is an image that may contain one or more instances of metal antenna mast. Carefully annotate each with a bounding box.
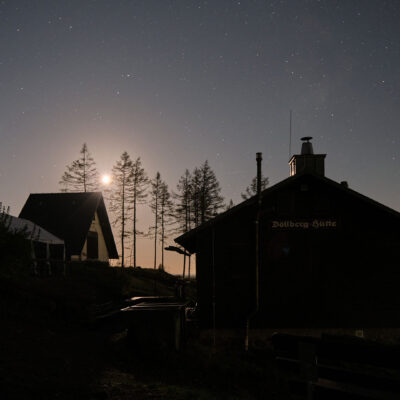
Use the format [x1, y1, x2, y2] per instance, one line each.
[289, 109, 292, 158]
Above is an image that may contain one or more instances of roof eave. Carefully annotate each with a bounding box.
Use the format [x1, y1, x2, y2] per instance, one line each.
[174, 171, 400, 251]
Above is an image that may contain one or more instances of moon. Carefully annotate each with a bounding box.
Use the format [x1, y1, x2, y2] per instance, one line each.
[102, 174, 111, 185]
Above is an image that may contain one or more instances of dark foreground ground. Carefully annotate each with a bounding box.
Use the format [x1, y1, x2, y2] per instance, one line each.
[1, 320, 277, 399]
[0, 262, 277, 399]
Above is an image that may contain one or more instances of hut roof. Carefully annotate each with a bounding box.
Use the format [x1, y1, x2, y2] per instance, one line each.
[19, 192, 118, 258]
[175, 172, 400, 253]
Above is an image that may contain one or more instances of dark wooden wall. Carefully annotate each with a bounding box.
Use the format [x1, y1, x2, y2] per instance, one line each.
[195, 176, 400, 328]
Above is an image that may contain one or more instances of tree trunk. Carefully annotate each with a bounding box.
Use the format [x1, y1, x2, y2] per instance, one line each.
[154, 192, 158, 269]
[83, 149, 87, 192]
[133, 197, 137, 268]
[161, 216, 164, 271]
[121, 174, 125, 268]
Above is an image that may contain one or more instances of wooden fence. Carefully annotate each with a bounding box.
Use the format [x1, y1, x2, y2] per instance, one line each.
[272, 332, 400, 399]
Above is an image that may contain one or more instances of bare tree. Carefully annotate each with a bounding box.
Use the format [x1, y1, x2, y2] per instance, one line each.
[130, 157, 149, 268]
[109, 152, 133, 268]
[159, 181, 174, 271]
[241, 175, 269, 200]
[148, 172, 163, 269]
[59, 143, 99, 192]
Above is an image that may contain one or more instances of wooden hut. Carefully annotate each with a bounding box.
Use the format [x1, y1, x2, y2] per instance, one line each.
[175, 139, 400, 328]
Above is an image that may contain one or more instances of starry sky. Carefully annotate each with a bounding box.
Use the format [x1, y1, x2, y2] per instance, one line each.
[1, 0, 399, 272]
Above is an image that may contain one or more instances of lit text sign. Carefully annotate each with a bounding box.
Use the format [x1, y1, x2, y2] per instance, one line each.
[271, 220, 337, 229]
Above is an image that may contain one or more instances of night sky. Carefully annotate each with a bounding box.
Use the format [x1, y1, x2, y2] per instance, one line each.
[1, 1, 399, 272]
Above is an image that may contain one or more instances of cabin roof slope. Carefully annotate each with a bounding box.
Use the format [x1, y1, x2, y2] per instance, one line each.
[175, 172, 400, 249]
[19, 192, 118, 258]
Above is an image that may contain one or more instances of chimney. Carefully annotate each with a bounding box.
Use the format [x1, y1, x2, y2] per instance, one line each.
[300, 136, 314, 155]
[289, 137, 326, 176]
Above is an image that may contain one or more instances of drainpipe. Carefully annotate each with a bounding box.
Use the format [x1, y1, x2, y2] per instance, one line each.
[245, 152, 262, 351]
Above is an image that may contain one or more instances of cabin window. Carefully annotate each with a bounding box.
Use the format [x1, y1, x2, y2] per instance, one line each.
[87, 231, 98, 259]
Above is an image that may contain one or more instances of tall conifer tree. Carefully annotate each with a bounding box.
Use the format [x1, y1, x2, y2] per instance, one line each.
[174, 169, 193, 277]
[130, 157, 149, 268]
[159, 181, 174, 271]
[149, 172, 163, 269]
[59, 143, 99, 192]
[109, 152, 133, 268]
[174, 169, 192, 234]
[191, 160, 224, 226]
[190, 167, 202, 227]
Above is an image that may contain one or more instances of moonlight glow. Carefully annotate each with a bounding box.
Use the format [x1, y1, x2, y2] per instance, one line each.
[102, 174, 111, 185]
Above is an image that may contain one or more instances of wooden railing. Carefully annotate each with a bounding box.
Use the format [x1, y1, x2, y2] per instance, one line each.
[272, 332, 400, 399]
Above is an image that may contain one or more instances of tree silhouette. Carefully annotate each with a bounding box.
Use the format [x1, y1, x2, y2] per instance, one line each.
[59, 143, 99, 192]
[190, 167, 202, 227]
[241, 175, 269, 200]
[159, 181, 174, 271]
[225, 199, 234, 210]
[130, 157, 149, 268]
[149, 172, 163, 269]
[174, 169, 192, 235]
[109, 152, 133, 268]
[174, 169, 193, 277]
[191, 160, 224, 226]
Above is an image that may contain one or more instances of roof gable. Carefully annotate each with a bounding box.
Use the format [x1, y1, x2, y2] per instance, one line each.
[19, 192, 118, 258]
[175, 172, 400, 250]
[94, 195, 119, 259]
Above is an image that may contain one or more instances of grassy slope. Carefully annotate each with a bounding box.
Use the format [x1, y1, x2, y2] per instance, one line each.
[1, 262, 276, 399]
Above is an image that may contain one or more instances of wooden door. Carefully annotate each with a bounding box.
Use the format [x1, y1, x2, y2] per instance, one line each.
[87, 231, 98, 259]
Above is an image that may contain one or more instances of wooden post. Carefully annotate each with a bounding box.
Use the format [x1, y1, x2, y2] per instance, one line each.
[298, 341, 317, 400]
